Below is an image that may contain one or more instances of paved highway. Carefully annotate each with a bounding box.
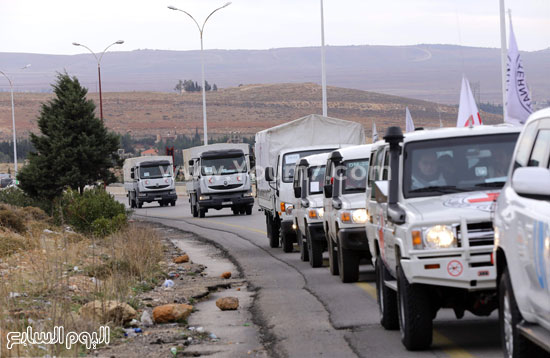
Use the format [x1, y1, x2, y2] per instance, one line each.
[121, 196, 503, 358]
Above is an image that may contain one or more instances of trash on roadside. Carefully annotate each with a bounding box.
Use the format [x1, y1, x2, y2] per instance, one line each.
[209, 333, 217, 339]
[170, 347, 178, 357]
[134, 328, 142, 333]
[196, 326, 204, 333]
[163, 279, 175, 288]
[123, 328, 137, 338]
[141, 310, 153, 327]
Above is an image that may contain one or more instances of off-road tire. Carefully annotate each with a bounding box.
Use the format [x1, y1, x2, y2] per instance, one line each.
[298, 228, 309, 262]
[308, 228, 323, 268]
[267, 215, 280, 248]
[199, 207, 206, 218]
[245, 206, 253, 215]
[338, 236, 360, 283]
[376, 256, 399, 330]
[397, 264, 433, 350]
[281, 227, 294, 253]
[328, 234, 339, 275]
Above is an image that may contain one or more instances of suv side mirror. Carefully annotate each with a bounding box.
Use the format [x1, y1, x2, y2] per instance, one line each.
[323, 184, 332, 198]
[294, 187, 302, 198]
[265, 167, 274, 182]
[512, 167, 550, 198]
[374, 180, 389, 203]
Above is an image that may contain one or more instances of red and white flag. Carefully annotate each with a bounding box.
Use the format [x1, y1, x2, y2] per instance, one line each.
[506, 15, 532, 125]
[457, 76, 482, 127]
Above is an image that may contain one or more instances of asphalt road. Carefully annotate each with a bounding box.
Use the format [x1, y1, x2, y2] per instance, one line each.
[121, 196, 504, 358]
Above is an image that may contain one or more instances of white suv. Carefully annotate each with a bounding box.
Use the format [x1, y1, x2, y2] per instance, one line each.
[493, 108, 550, 358]
[368, 124, 520, 350]
[292, 153, 330, 266]
[323, 145, 372, 282]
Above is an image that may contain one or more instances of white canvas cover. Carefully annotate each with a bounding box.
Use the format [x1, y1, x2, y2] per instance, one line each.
[255, 114, 365, 191]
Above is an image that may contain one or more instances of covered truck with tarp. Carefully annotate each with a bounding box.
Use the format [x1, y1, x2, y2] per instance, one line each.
[255, 114, 365, 250]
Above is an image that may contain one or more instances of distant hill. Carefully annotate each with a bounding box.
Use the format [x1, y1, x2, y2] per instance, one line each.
[0, 83, 502, 141]
[0, 44, 549, 105]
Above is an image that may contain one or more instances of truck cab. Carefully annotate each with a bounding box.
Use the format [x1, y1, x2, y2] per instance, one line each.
[369, 125, 520, 350]
[188, 148, 254, 218]
[124, 156, 177, 208]
[323, 144, 372, 282]
[493, 107, 550, 357]
[264, 145, 339, 252]
[292, 153, 330, 267]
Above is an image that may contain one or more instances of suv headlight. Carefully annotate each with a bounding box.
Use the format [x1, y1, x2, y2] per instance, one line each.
[341, 209, 368, 224]
[199, 195, 210, 201]
[243, 191, 253, 197]
[420, 225, 456, 249]
[308, 208, 324, 219]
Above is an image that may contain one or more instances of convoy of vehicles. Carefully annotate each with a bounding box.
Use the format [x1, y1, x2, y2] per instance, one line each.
[123, 155, 177, 208]
[493, 108, 550, 357]
[292, 152, 330, 266]
[255, 114, 365, 251]
[123, 110, 550, 357]
[183, 143, 254, 218]
[367, 124, 521, 350]
[323, 144, 372, 282]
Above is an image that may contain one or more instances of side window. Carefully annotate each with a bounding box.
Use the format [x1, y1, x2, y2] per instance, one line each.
[382, 150, 390, 180]
[514, 122, 539, 168]
[276, 155, 280, 181]
[293, 166, 302, 189]
[528, 129, 550, 168]
[370, 147, 386, 199]
[324, 159, 333, 187]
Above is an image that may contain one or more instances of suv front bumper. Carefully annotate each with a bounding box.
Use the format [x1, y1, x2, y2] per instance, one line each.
[338, 227, 369, 251]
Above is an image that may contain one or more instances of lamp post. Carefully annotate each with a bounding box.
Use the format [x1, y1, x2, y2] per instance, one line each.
[72, 40, 124, 121]
[0, 64, 30, 180]
[168, 2, 232, 145]
[320, 0, 328, 117]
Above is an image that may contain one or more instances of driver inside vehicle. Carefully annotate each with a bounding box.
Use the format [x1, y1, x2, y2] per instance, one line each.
[411, 151, 447, 190]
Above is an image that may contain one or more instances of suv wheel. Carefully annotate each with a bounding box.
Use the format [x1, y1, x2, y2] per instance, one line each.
[307, 228, 323, 268]
[376, 256, 398, 330]
[328, 234, 339, 275]
[397, 264, 433, 350]
[280, 227, 294, 253]
[298, 228, 309, 262]
[500, 268, 531, 358]
[338, 236, 359, 283]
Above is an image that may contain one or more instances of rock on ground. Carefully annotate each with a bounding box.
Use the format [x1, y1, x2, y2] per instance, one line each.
[216, 297, 239, 311]
[152, 304, 193, 323]
[79, 300, 137, 324]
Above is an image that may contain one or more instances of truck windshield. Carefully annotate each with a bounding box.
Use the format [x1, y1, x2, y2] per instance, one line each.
[201, 156, 247, 175]
[308, 166, 326, 194]
[343, 159, 369, 193]
[403, 133, 519, 198]
[140, 165, 171, 179]
[282, 149, 336, 182]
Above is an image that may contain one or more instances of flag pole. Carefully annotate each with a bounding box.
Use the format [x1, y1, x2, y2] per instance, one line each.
[499, 0, 508, 122]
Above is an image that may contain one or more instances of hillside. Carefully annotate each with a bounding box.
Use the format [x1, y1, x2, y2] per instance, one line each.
[1, 44, 549, 104]
[0, 83, 502, 141]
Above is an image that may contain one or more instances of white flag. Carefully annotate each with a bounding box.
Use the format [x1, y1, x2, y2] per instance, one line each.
[372, 122, 379, 142]
[506, 15, 532, 125]
[457, 76, 482, 127]
[405, 107, 415, 133]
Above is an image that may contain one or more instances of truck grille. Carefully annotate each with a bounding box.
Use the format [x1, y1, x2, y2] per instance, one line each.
[145, 184, 169, 189]
[457, 222, 494, 247]
[209, 184, 243, 190]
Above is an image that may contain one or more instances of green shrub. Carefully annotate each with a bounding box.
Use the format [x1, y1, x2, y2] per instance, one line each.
[0, 187, 51, 213]
[0, 207, 26, 233]
[61, 188, 127, 235]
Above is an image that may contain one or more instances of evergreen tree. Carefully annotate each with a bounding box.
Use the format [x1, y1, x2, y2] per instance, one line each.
[212, 84, 218, 91]
[18, 72, 120, 199]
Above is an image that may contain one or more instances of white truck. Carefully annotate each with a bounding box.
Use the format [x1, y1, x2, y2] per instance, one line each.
[183, 143, 254, 218]
[323, 144, 372, 282]
[367, 125, 520, 350]
[255, 114, 365, 252]
[493, 107, 550, 358]
[123, 156, 177, 208]
[292, 153, 331, 266]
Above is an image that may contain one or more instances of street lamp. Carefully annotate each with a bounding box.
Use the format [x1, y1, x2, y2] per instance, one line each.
[320, 0, 328, 117]
[168, 2, 232, 145]
[0, 64, 31, 180]
[72, 40, 124, 121]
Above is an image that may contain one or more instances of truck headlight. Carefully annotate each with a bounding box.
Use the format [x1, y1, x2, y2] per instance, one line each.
[170, 190, 176, 194]
[425, 225, 456, 249]
[341, 209, 368, 224]
[199, 195, 210, 201]
[243, 192, 253, 197]
[308, 208, 323, 219]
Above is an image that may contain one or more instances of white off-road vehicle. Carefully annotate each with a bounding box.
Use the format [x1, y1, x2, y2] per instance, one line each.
[292, 153, 330, 266]
[323, 145, 372, 282]
[493, 107, 550, 358]
[368, 125, 520, 350]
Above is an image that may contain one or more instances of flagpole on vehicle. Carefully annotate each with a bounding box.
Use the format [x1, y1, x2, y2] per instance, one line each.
[499, 0, 508, 122]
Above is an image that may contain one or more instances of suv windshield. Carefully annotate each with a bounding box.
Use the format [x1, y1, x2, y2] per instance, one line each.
[403, 133, 519, 198]
[343, 159, 369, 193]
[308, 166, 326, 194]
[282, 149, 336, 182]
[140, 165, 171, 179]
[201, 155, 246, 175]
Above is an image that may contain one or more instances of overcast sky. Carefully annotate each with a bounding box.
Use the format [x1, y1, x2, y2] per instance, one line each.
[0, 0, 549, 55]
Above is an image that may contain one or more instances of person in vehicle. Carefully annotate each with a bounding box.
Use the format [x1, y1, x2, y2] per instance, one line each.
[411, 151, 446, 190]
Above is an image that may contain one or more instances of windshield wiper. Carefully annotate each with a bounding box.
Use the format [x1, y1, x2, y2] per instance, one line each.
[474, 181, 506, 188]
[409, 186, 470, 194]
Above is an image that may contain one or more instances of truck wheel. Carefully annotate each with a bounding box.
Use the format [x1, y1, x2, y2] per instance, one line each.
[170, 201, 176, 207]
[280, 227, 294, 253]
[239, 207, 246, 215]
[137, 202, 143, 208]
[500, 268, 531, 358]
[376, 256, 399, 330]
[245, 206, 253, 215]
[328, 234, 339, 275]
[338, 236, 360, 283]
[297, 228, 309, 262]
[397, 264, 433, 350]
[199, 208, 206, 218]
[192, 203, 198, 217]
[267, 215, 280, 248]
[307, 228, 323, 268]
[232, 207, 238, 215]
[130, 198, 136, 209]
